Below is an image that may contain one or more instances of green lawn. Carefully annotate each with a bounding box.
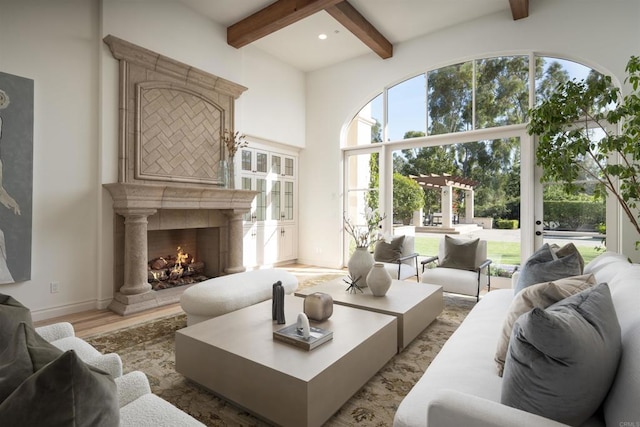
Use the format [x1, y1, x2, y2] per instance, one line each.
[414, 236, 602, 274]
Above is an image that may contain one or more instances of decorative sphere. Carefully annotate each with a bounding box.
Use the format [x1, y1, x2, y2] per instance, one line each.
[303, 292, 334, 321]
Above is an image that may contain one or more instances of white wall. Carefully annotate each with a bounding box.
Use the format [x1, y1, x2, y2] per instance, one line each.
[1, 0, 305, 320]
[300, 0, 640, 268]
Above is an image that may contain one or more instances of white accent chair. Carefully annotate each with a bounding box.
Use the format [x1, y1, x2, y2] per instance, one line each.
[420, 236, 491, 300]
[374, 235, 420, 280]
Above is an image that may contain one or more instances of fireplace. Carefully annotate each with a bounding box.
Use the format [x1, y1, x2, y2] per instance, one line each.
[103, 36, 256, 315]
[147, 228, 216, 290]
[106, 183, 255, 315]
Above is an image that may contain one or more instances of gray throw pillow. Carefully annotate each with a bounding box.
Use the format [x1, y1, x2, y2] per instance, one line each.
[0, 322, 63, 403]
[374, 235, 405, 263]
[494, 274, 596, 377]
[440, 236, 479, 271]
[0, 294, 33, 349]
[0, 350, 119, 426]
[514, 243, 582, 294]
[553, 242, 584, 272]
[501, 283, 622, 426]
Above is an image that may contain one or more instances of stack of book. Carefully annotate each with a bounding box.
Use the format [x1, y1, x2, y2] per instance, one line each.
[273, 324, 333, 351]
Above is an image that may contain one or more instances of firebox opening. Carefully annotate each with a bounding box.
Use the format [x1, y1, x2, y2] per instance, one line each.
[147, 228, 220, 290]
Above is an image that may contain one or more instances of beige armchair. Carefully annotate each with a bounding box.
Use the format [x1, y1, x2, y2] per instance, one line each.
[373, 235, 419, 280]
[420, 235, 492, 300]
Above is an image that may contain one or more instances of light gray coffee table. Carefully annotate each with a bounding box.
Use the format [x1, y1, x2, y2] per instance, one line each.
[175, 295, 397, 427]
[295, 278, 443, 351]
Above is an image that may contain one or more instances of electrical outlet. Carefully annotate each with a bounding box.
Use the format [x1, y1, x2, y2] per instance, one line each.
[50, 281, 59, 293]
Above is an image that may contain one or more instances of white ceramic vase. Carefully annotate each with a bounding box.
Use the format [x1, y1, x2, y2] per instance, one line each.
[367, 263, 392, 296]
[347, 247, 374, 287]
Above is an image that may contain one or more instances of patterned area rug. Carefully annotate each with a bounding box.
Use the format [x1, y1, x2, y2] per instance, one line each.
[86, 277, 475, 426]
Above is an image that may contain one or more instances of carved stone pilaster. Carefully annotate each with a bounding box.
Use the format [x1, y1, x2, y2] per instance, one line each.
[115, 208, 157, 295]
[224, 210, 247, 274]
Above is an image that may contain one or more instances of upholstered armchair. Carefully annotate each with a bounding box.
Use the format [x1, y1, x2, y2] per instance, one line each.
[373, 235, 419, 280]
[420, 235, 492, 300]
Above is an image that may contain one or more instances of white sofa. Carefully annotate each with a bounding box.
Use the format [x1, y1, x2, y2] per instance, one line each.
[36, 322, 204, 427]
[394, 251, 640, 427]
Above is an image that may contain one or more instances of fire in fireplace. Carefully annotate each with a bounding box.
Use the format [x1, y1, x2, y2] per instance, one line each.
[148, 246, 210, 290]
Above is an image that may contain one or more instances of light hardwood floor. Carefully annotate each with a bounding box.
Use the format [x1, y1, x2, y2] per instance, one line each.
[33, 264, 344, 339]
[33, 263, 501, 339]
[33, 302, 185, 340]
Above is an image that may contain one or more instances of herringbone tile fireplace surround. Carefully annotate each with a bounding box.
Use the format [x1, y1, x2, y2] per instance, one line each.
[103, 36, 256, 315]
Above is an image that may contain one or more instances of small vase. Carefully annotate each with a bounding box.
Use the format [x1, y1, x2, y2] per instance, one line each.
[348, 247, 374, 288]
[367, 263, 392, 296]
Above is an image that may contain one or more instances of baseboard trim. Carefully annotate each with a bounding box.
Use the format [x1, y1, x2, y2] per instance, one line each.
[31, 300, 98, 322]
[96, 297, 113, 310]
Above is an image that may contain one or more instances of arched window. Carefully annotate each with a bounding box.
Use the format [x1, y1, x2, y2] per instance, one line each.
[343, 54, 608, 272]
[346, 55, 596, 145]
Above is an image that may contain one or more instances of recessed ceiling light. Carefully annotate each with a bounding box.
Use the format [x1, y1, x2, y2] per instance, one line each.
[318, 33, 328, 40]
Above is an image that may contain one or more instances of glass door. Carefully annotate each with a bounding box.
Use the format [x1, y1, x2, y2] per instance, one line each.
[531, 55, 615, 262]
[343, 149, 381, 265]
[534, 127, 610, 265]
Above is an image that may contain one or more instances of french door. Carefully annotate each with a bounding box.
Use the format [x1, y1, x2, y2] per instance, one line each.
[532, 125, 618, 261]
[343, 148, 382, 264]
[343, 126, 538, 269]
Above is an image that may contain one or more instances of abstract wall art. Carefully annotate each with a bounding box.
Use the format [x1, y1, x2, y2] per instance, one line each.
[0, 71, 33, 284]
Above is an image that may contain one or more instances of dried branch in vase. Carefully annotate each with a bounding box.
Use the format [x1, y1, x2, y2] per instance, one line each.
[222, 129, 248, 158]
[343, 209, 386, 250]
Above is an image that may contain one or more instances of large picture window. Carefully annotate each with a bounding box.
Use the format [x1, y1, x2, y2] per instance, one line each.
[344, 54, 609, 272]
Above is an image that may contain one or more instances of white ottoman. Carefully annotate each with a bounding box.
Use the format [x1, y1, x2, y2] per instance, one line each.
[180, 269, 299, 325]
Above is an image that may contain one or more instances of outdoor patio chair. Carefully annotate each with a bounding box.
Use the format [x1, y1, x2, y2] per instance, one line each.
[420, 235, 491, 300]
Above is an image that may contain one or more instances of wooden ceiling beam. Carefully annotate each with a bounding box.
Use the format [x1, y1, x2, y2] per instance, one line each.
[509, 0, 529, 20]
[227, 0, 344, 49]
[325, 1, 393, 59]
[227, 0, 394, 60]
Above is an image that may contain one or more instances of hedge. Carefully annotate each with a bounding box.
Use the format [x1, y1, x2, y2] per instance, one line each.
[496, 219, 519, 229]
[543, 201, 605, 231]
[477, 200, 604, 231]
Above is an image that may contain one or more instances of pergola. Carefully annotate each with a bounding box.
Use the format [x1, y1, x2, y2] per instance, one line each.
[410, 173, 478, 228]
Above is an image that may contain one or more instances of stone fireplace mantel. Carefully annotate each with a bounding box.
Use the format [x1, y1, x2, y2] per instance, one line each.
[104, 182, 257, 211]
[104, 183, 257, 315]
